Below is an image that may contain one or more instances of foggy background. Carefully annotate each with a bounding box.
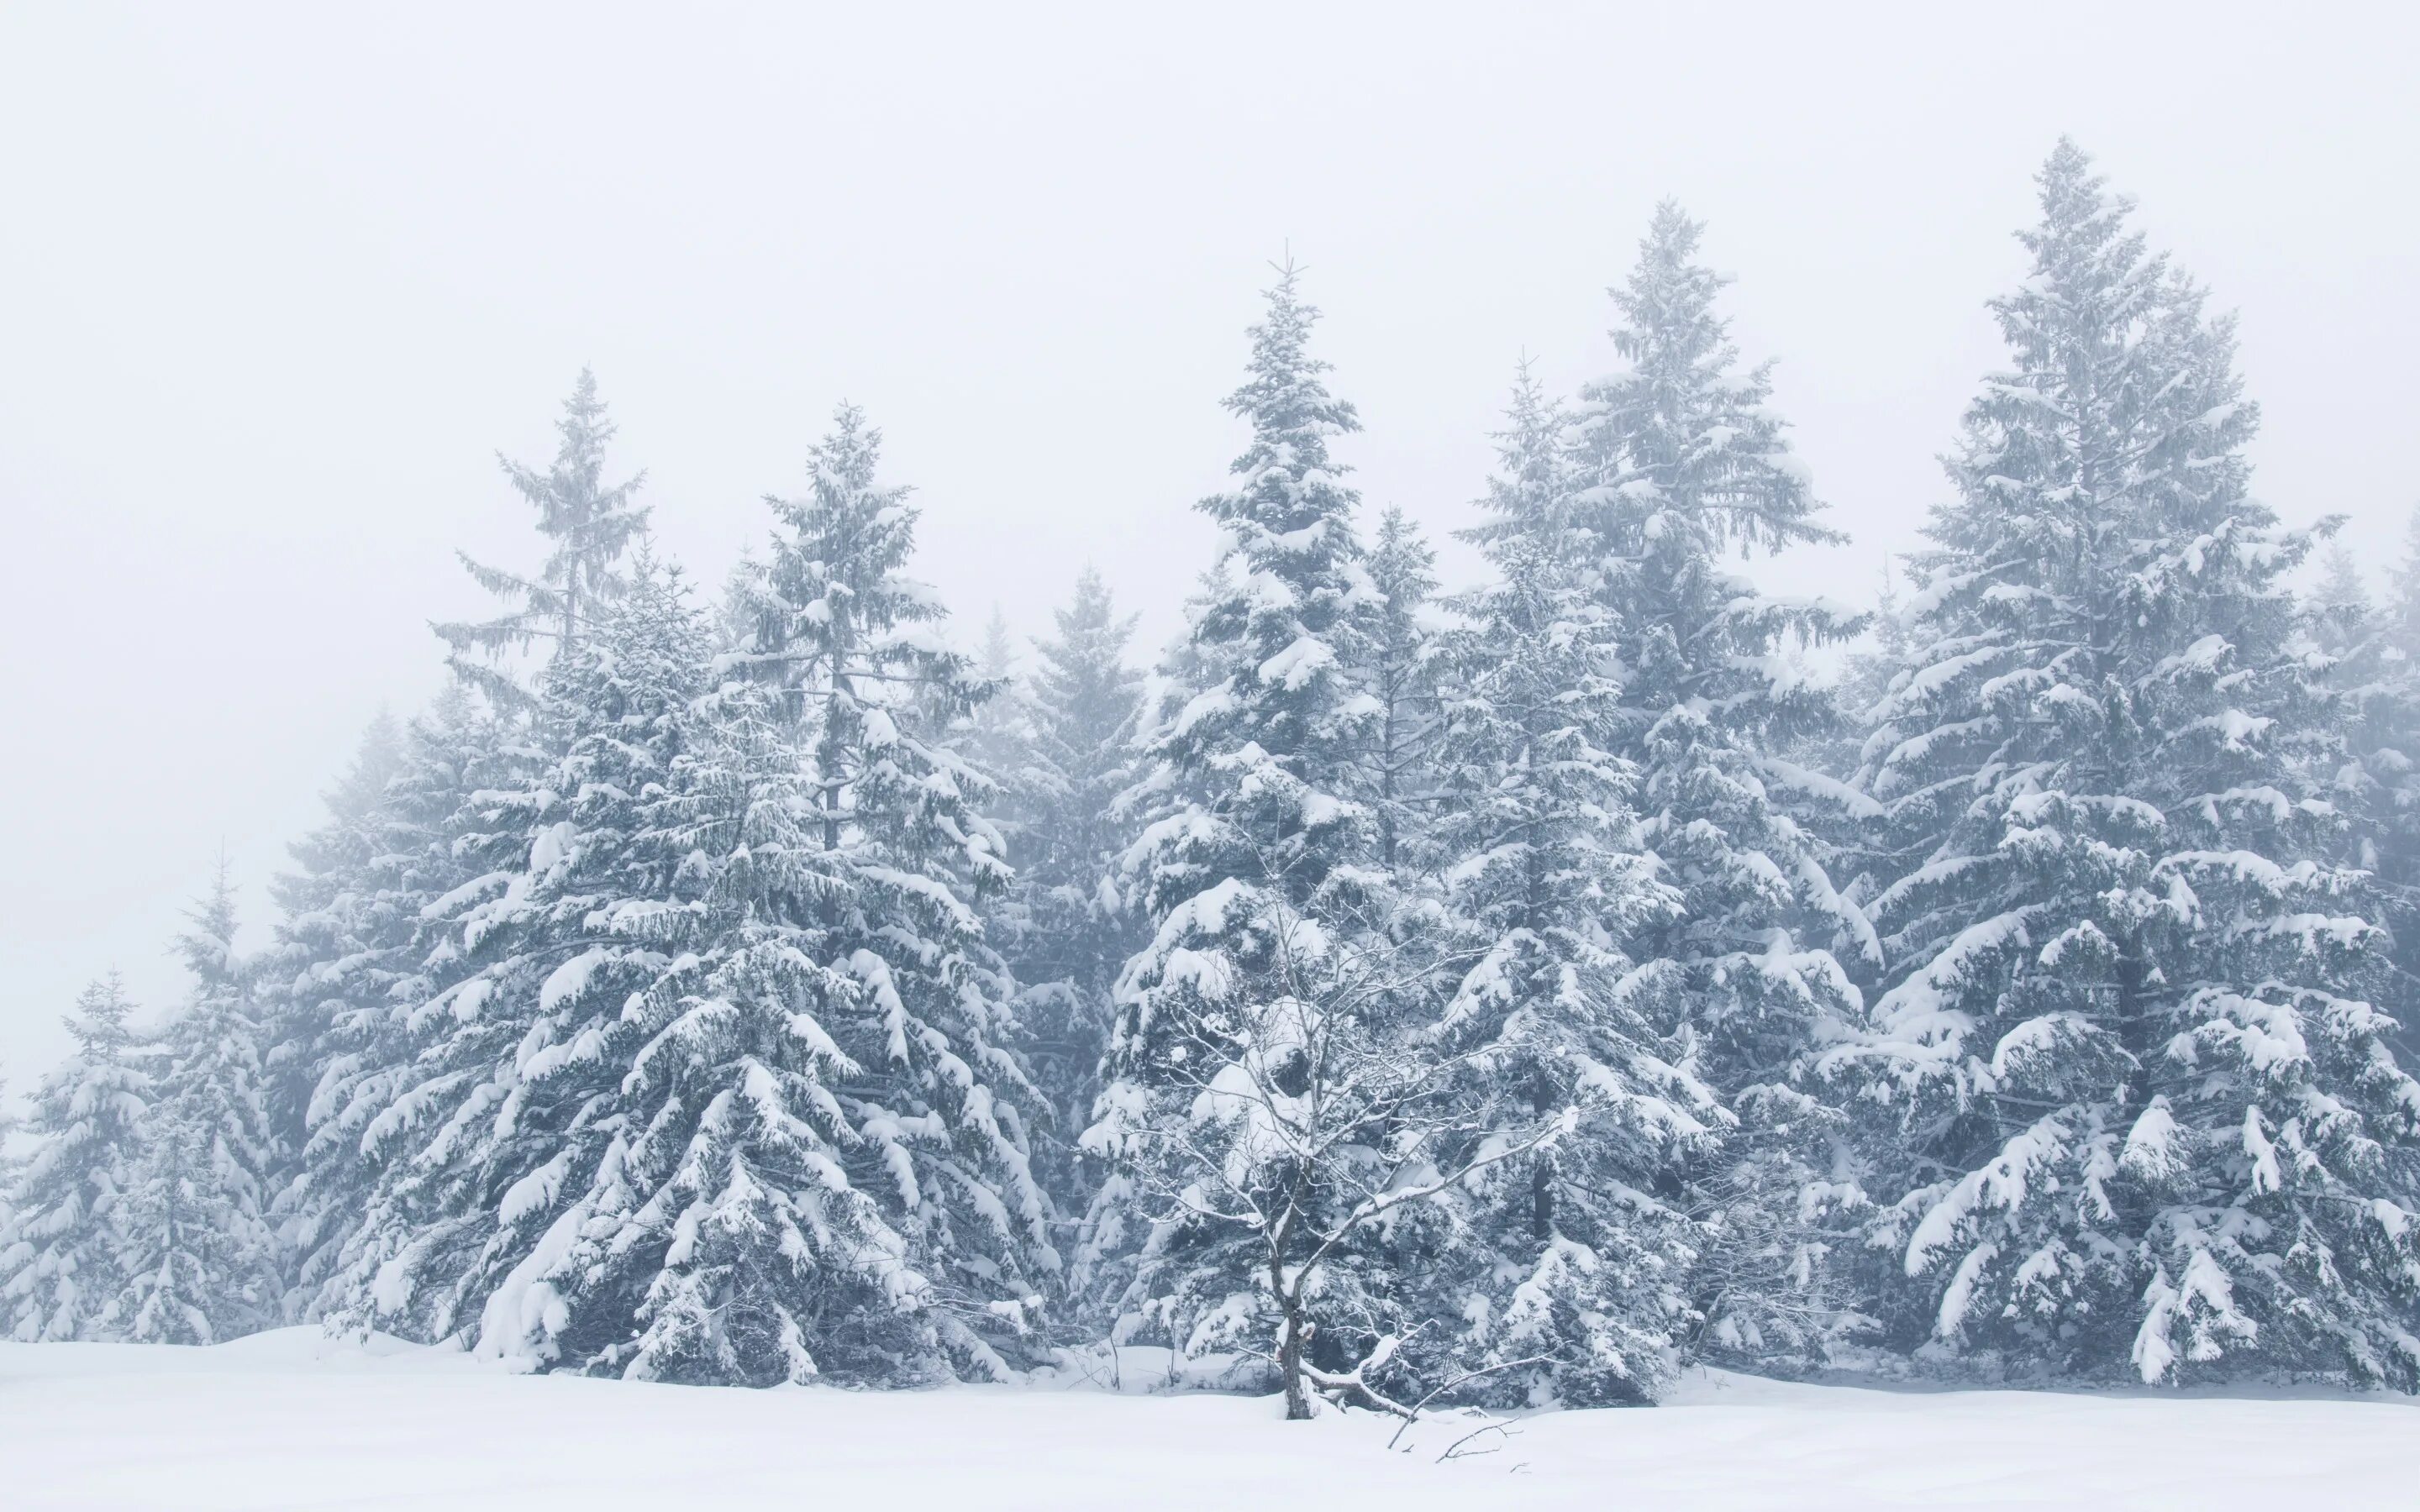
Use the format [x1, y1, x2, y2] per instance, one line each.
[3, 1, 2414, 1084]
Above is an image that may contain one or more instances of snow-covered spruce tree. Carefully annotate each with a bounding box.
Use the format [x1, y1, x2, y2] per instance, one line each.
[115, 864, 281, 1342]
[552, 670, 951, 1383]
[302, 685, 539, 1336]
[114, 1106, 260, 1346]
[1087, 262, 1464, 1417]
[2383, 518, 2420, 1064]
[2307, 546, 2370, 652]
[1785, 559, 1918, 912]
[1568, 206, 1876, 1364]
[711, 547, 766, 659]
[2388, 508, 2420, 656]
[961, 606, 1042, 981]
[434, 368, 650, 701]
[1408, 366, 1723, 1405]
[544, 675, 1018, 1385]
[1071, 563, 1236, 1312]
[325, 555, 706, 1353]
[1120, 879, 1584, 1420]
[0, 1067, 19, 1226]
[397, 552, 729, 1370]
[434, 546, 1044, 1388]
[513, 404, 1051, 1388]
[1, 974, 150, 1341]
[260, 711, 426, 1316]
[257, 712, 406, 1193]
[992, 570, 1147, 1214]
[965, 606, 1025, 779]
[2306, 549, 2397, 880]
[1830, 141, 2420, 1389]
[1361, 506, 1448, 874]
[2317, 524, 2420, 1065]
[315, 386, 654, 1338]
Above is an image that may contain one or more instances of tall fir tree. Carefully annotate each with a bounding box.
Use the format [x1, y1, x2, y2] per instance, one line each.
[1411, 366, 1723, 1404]
[318, 381, 653, 1336]
[2333, 520, 2420, 1064]
[963, 605, 1042, 975]
[1084, 262, 1406, 1407]
[1073, 562, 1235, 1305]
[1568, 204, 1876, 1362]
[1104, 260, 1382, 921]
[1832, 142, 2420, 1389]
[1, 974, 150, 1341]
[331, 557, 708, 1352]
[302, 685, 539, 1336]
[967, 606, 1023, 765]
[533, 666, 1018, 1384]
[117, 1104, 267, 1346]
[260, 711, 408, 1184]
[2306, 546, 2396, 890]
[116, 864, 281, 1341]
[993, 570, 1146, 1215]
[407, 554, 731, 1370]
[548, 404, 1053, 1385]
[1361, 506, 1447, 875]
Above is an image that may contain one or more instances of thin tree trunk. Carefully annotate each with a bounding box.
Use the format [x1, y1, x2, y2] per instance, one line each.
[1278, 1298, 1313, 1420]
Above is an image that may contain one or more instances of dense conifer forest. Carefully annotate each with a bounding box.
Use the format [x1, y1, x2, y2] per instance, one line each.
[9, 144, 2418, 1410]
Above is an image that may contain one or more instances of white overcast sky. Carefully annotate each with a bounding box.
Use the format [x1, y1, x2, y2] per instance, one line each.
[3, 1, 2416, 1082]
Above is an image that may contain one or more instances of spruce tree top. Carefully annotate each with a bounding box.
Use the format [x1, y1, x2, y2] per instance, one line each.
[66, 972, 138, 1058]
[1576, 202, 1841, 561]
[176, 858, 244, 1000]
[436, 370, 650, 681]
[739, 407, 970, 696]
[1187, 260, 1376, 785]
[1919, 139, 2259, 596]
[1144, 261, 1381, 910]
[1570, 200, 1861, 799]
[1034, 569, 1141, 748]
[735, 403, 1003, 886]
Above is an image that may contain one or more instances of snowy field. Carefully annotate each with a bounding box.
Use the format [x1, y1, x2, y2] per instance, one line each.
[3, 1331, 2413, 1510]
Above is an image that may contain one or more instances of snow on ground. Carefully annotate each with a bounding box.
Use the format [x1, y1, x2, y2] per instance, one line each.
[3, 1330, 2414, 1510]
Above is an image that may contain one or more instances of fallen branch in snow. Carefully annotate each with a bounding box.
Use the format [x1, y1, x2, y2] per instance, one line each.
[1435, 1415, 1523, 1464]
[1385, 1354, 1555, 1451]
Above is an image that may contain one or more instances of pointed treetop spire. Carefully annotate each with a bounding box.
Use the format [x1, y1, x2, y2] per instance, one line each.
[435, 370, 651, 694]
[66, 970, 138, 1057]
[176, 851, 243, 994]
[1221, 253, 1360, 462]
[981, 603, 1016, 682]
